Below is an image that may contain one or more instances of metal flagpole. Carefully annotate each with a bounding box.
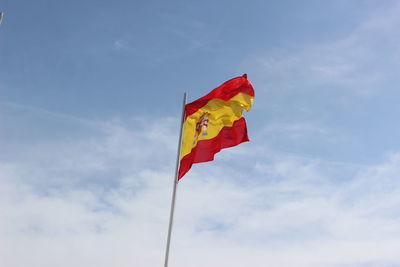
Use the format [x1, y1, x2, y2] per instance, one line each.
[164, 92, 187, 267]
[0, 12, 4, 26]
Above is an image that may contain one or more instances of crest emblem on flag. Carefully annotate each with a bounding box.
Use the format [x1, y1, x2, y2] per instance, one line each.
[193, 112, 209, 144]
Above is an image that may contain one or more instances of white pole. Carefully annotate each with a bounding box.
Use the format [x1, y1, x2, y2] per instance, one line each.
[164, 92, 187, 267]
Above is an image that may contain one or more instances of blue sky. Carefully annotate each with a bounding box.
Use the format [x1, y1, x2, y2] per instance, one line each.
[2, 1, 400, 266]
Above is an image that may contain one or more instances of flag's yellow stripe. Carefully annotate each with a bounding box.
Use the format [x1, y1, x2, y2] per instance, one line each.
[180, 92, 254, 159]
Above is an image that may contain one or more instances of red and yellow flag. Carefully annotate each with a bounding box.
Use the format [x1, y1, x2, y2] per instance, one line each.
[178, 74, 255, 179]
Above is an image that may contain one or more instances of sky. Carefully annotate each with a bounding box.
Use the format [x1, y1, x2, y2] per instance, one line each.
[1, 0, 400, 266]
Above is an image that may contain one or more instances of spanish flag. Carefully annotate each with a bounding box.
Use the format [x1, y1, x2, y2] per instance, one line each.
[178, 74, 255, 179]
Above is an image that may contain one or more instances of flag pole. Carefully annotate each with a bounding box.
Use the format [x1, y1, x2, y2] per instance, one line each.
[164, 92, 187, 267]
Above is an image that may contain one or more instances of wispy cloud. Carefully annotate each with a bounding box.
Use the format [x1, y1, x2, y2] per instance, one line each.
[2, 103, 400, 266]
[112, 39, 136, 52]
[243, 3, 400, 97]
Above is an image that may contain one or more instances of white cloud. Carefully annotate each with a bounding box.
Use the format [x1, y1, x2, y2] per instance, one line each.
[2, 102, 400, 266]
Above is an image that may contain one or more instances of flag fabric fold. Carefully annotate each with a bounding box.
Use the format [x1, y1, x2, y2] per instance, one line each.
[178, 74, 255, 179]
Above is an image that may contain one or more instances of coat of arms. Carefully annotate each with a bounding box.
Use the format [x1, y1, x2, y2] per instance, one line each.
[193, 112, 209, 144]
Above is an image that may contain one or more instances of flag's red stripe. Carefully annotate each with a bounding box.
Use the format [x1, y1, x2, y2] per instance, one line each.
[178, 117, 249, 179]
[185, 74, 254, 119]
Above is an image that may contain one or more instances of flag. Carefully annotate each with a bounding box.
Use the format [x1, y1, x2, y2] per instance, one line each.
[178, 74, 255, 179]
